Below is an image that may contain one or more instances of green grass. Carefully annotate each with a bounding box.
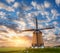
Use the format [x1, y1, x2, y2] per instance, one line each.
[26, 48, 60, 53]
[0, 47, 25, 53]
[0, 47, 60, 53]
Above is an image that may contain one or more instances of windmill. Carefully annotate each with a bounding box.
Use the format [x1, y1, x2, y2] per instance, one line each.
[19, 17, 54, 48]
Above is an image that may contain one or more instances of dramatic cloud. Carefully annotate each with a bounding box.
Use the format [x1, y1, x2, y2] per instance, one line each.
[0, 11, 6, 19]
[0, 2, 14, 12]
[13, 2, 19, 8]
[51, 9, 60, 20]
[6, 0, 15, 4]
[55, 0, 60, 6]
[0, 0, 60, 47]
[44, 1, 51, 8]
[0, 12, 6, 16]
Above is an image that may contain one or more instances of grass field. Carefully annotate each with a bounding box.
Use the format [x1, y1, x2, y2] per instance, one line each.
[0, 47, 60, 53]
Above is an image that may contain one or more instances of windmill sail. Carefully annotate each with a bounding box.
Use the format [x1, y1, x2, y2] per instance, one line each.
[40, 26, 54, 30]
[19, 29, 35, 32]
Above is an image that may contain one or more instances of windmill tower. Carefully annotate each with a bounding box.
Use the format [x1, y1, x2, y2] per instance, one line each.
[19, 17, 54, 48]
[32, 18, 44, 48]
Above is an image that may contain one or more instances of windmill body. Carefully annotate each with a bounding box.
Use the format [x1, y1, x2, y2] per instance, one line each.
[32, 17, 44, 48]
[32, 31, 44, 48]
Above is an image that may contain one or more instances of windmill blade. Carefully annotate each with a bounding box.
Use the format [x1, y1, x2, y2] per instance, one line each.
[40, 26, 55, 30]
[18, 29, 35, 33]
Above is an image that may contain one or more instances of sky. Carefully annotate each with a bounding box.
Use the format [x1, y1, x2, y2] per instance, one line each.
[0, 0, 60, 47]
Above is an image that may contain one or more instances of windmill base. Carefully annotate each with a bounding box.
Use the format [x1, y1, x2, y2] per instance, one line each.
[32, 44, 44, 48]
[32, 31, 44, 48]
[32, 46, 44, 48]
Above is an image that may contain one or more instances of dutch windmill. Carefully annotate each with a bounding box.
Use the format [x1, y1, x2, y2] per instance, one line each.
[19, 17, 54, 48]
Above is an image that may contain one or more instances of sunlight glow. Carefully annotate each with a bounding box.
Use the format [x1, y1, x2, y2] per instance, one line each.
[11, 38, 31, 47]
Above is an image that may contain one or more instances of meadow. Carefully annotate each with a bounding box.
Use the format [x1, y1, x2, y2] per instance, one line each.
[0, 47, 60, 53]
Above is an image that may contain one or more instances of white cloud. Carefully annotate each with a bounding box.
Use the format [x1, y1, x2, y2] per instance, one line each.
[20, 3, 32, 11]
[43, 25, 60, 43]
[6, 6, 14, 12]
[44, 1, 51, 8]
[0, 12, 7, 19]
[31, 1, 37, 8]
[23, 6, 32, 11]
[25, 13, 35, 28]
[51, 9, 57, 15]
[31, 1, 52, 22]
[18, 21, 26, 30]
[52, 21, 58, 26]
[23, 4, 59, 27]
[6, 0, 15, 4]
[51, 9, 60, 19]
[55, 0, 60, 6]
[31, 1, 51, 10]
[16, 11, 20, 16]
[31, 1, 60, 22]
[0, 0, 60, 47]
[13, 20, 26, 30]
[27, 11, 40, 17]
[0, 2, 6, 9]
[0, 11, 6, 16]
[43, 30, 56, 42]
[0, 2, 14, 12]
[31, 1, 44, 10]
[13, 2, 19, 8]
